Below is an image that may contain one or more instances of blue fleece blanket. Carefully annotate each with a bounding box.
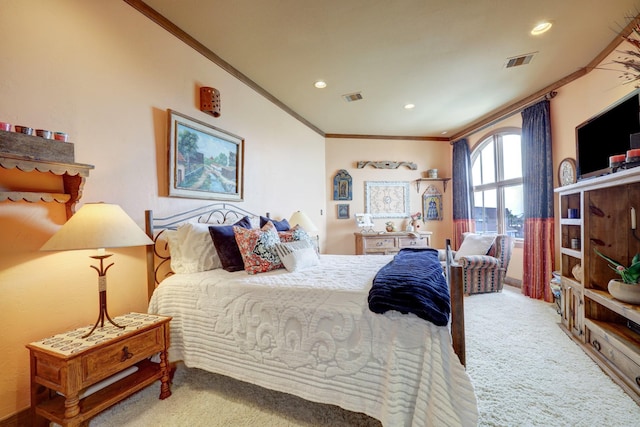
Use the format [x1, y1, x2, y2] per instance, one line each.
[368, 248, 450, 326]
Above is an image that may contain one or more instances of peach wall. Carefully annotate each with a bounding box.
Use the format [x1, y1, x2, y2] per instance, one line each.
[0, 1, 324, 419]
[549, 48, 637, 271]
[324, 138, 452, 254]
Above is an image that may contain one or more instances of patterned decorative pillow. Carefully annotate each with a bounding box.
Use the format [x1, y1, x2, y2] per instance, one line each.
[278, 225, 317, 251]
[208, 216, 253, 272]
[274, 240, 319, 272]
[260, 216, 290, 231]
[234, 221, 283, 274]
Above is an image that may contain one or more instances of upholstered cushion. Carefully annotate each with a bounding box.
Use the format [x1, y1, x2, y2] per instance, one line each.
[208, 216, 253, 272]
[454, 233, 496, 261]
[234, 221, 283, 274]
[459, 255, 501, 269]
[260, 216, 290, 231]
[274, 240, 319, 272]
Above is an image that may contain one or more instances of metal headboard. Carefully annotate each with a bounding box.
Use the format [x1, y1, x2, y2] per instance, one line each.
[144, 203, 261, 300]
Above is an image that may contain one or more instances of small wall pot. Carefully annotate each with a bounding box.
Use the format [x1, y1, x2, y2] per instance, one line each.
[608, 279, 640, 304]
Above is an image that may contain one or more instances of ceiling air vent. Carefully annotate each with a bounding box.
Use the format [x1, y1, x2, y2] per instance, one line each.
[505, 52, 537, 68]
[342, 92, 363, 102]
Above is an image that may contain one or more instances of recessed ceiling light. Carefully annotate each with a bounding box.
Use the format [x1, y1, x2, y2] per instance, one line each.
[404, 103, 415, 110]
[314, 80, 327, 89]
[531, 21, 552, 35]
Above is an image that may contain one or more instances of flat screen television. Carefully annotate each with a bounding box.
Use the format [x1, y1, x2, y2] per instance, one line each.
[576, 90, 640, 180]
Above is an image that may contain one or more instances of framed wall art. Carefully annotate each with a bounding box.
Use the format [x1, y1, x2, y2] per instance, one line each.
[422, 184, 443, 221]
[168, 109, 244, 201]
[365, 181, 410, 218]
[333, 169, 352, 200]
[337, 204, 350, 219]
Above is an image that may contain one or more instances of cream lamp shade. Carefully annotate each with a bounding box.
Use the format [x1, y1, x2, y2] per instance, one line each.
[40, 203, 153, 251]
[289, 210, 318, 233]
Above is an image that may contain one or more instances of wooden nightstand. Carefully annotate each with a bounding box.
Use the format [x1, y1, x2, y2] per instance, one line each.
[26, 312, 172, 427]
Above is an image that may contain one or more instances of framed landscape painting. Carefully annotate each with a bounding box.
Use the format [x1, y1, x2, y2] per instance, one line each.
[168, 110, 244, 201]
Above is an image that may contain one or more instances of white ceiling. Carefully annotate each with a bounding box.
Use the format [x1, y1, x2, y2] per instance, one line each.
[137, 0, 640, 139]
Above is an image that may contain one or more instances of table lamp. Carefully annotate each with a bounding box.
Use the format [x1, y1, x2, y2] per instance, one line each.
[289, 210, 319, 251]
[289, 210, 318, 233]
[40, 203, 153, 338]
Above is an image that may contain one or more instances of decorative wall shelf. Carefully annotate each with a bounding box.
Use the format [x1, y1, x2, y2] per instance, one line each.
[0, 141, 94, 218]
[0, 191, 71, 204]
[357, 160, 417, 170]
[414, 178, 451, 193]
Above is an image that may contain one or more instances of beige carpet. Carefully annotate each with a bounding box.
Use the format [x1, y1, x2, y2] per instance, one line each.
[91, 286, 640, 426]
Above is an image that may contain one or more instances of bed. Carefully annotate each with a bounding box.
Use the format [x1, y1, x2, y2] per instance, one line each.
[144, 204, 477, 427]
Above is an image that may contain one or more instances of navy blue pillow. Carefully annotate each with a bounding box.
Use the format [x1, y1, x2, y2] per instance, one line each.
[260, 216, 290, 231]
[208, 216, 252, 272]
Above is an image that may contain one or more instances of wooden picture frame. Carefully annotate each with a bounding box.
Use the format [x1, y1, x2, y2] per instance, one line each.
[333, 169, 352, 200]
[365, 181, 410, 218]
[422, 184, 443, 221]
[168, 109, 244, 201]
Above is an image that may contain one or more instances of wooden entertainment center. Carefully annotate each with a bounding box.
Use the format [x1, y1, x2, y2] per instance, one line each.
[556, 167, 640, 403]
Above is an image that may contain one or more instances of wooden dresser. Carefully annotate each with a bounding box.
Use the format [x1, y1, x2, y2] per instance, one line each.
[354, 231, 432, 255]
[26, 312, 172, 427]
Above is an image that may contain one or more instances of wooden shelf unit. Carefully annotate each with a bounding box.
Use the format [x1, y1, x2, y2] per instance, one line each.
[0, 131, 94, 218]
[414, 178, 451, 193]
[556, 167, 640, 403]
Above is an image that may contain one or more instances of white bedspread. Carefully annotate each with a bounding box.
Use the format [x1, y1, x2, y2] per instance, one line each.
[148, 254, 477, 426]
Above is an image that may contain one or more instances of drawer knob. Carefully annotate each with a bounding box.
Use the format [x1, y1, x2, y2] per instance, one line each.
[121, 346, 134, 362]
[592, 340, 601, 352]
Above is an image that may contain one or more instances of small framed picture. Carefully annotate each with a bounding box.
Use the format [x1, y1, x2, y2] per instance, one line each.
[337, 204, 350, 219]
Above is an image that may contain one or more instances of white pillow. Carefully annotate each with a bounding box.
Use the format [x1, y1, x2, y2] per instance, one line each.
[164, 229, 183, 271]
[170, 222, 221, 273]
[454, 233, 496, 261]
[274, 240, 319, 272]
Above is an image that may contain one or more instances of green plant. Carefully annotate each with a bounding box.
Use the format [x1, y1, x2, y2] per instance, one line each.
[593, 248, 640, 284]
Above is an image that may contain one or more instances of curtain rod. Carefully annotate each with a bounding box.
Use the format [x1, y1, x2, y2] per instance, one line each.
[450, 90, 558, 144]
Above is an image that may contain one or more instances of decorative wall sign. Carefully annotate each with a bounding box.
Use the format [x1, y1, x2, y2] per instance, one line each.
[365, 181, 410, 218]
[333, 169, 352, 200]
[168, 109, 243, 201]
[423, 184, 443, 221]
[200, 87, 221, 117]
[357, 160, 417, 170]
[337, 204, 350, 219]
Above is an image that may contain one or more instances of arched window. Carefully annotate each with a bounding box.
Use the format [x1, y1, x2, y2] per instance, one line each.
[471, 129, 524, 239]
